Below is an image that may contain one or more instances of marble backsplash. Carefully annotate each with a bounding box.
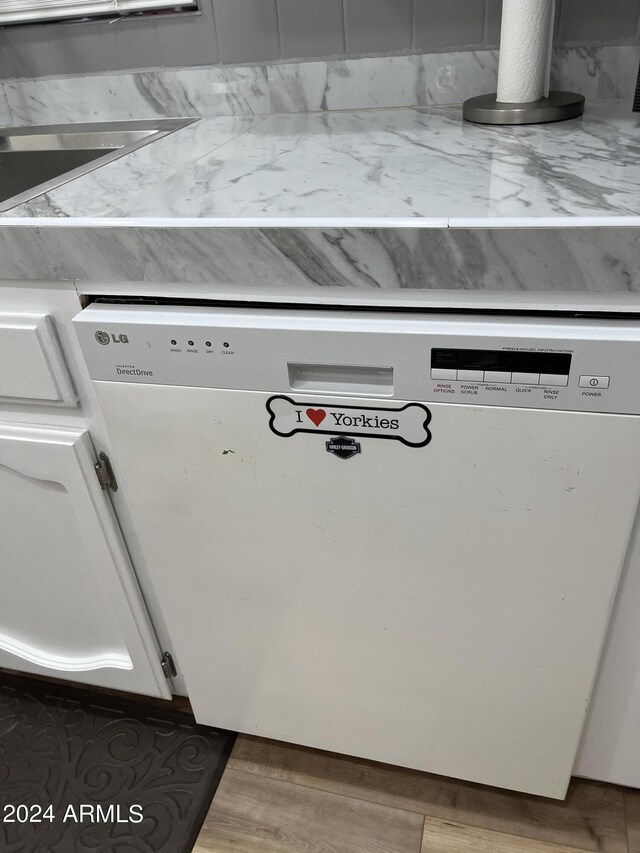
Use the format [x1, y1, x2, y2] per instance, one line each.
[0, 44, 638, 126]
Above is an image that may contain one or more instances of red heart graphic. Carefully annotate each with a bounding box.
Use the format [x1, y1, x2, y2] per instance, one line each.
[306, 408, 326, 427]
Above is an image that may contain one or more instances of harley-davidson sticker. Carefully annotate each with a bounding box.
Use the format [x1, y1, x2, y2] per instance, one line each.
[266, 395, 432, 448]
[326, 436, 361, 459]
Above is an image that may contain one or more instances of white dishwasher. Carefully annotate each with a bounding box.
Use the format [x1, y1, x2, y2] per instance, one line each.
[75, 303, 640, 799]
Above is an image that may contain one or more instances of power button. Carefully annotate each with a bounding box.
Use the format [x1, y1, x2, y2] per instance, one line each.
[579, 375, 610, 389]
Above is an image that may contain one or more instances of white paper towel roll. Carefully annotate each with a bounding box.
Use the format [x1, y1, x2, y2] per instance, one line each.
[496, 0, 555, 103]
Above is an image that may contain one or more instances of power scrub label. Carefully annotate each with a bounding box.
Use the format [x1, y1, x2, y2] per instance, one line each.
[266, 396, 432, 448]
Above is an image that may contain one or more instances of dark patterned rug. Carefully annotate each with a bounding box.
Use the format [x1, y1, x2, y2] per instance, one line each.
[0, 672, 235, 853]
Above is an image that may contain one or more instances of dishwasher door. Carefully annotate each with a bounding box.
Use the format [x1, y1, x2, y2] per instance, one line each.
[75, 304, 640, 798]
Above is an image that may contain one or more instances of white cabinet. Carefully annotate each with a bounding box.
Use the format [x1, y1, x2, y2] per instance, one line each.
[0, 282, 178, 698]
[0, 421, 170, 698]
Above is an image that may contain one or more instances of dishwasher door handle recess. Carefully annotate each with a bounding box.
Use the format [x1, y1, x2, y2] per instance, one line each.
[288, 362, 394, 396]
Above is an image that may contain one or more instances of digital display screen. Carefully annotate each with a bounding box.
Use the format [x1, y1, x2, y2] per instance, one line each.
[431, 349, 572, 375]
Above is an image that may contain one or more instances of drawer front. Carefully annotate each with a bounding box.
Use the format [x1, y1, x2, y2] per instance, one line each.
[0, 313, 77, 406]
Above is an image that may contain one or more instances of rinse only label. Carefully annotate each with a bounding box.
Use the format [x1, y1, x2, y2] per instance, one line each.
[266, 396, 432, 447]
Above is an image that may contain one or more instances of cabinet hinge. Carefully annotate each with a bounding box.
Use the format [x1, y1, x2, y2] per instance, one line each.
[95, 452, 118, 492]
[161, 651, 177, 679]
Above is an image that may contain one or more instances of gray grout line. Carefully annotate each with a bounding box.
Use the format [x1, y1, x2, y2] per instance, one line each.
[274, 0, 284, 63]
[342, 0, 350, 56]
[483, 0, 490, 45]
[209, 0, 221, 67]
[555, 0, 564, 41]
[411, 0, 417, 52]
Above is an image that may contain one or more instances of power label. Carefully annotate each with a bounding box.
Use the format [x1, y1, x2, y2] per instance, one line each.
[266, 396, 432, 447]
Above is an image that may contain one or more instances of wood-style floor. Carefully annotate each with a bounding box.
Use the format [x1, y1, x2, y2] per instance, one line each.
[194, 735, 640, 853]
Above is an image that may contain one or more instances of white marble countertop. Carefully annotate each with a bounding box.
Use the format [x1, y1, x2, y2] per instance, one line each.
[2, 100, 639, 227]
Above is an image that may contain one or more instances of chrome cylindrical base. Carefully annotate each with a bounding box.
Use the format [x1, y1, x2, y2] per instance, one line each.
[462, 91, 585, 125]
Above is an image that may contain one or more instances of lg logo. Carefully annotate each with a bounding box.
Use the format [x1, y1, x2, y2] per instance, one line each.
[95, 330, 129, 345]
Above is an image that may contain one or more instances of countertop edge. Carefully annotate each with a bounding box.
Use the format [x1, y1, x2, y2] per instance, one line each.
[2, 220, 639, 297]
[1, 216, 640, 229]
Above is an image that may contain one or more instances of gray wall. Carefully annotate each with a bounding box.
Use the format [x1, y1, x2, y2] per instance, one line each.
[0, 0, 638, 79]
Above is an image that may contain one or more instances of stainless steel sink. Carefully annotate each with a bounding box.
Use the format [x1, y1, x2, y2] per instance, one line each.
[0, 118, 194, 212]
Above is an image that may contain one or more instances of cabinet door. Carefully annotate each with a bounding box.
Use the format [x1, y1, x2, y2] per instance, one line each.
[0, 423, 170, 698]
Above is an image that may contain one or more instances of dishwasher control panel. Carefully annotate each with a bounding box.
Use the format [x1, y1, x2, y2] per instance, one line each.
[431, 348, 572, 386]
[74, 304, 640, 415]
